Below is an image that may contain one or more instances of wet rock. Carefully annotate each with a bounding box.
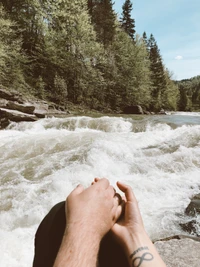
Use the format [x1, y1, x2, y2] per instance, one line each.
[180, 220, 199, 236]
[155, 238, 200, 267]
[185, 193, 200, 216]
[0, 98, 8, 108]
[0, 109, 36, 122]
[123, 105, 143, 114]
[179, 193, 200, 237]
[158, 109, 167, 115]
[6, 101, 35, 114]
[0, 88, 71, 128]
[0, 117, 10, 129]
[33, 102, 49, 118]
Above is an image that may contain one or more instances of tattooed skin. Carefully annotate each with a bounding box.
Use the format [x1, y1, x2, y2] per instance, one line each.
[130, 247, 149, 259]
[132, 252, 154, 267]
[130, 247, 154, 267]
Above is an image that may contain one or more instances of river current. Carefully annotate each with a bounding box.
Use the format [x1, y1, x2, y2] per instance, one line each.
[0, 112, 200, 267]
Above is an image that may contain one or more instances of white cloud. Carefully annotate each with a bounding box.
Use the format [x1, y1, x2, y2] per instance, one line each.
[175, 55, 183, 60]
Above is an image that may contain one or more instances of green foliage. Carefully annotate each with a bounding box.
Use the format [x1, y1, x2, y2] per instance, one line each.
[53, 74, 68, 104]
[148, 34, 167, 111]
[89, 0, 116, 47]
[35, 76, 46, 99]
[0, 0, 181, 113]
[0, 5, 27, 90]
[163, 70, 179, 110]
[176, 75, 200, 111]
[1, 0, 46, 54]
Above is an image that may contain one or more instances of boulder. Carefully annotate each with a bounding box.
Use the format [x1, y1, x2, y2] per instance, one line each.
[0, 109, 36, 122]
[33, 102, 49, 118]
[155, 238, 200, 267]
[179, 193, 200, 236]
[0, 98, 8, 108]
[180, 220, 199, 236]
[159, 109, 167, 115]
[6, 101, 35, 114]
[185, 193, 200, 216]
[0, 117, 10, 129]
[123, 105, 143, 114]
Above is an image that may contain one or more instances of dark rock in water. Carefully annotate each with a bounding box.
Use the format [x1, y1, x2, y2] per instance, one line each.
[180, 220, 199, 236]
[6, 101, 35, 114]
[123, 105, 143, 114]
[34, 112, 46, 118]
[0, 117, 10, 129]
[179, 193, 200, 237]
[185, 193, 200, 216]
[158, 109, 167, 115]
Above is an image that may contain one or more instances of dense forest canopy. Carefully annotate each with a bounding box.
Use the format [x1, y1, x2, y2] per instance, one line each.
[176, 75, 200, 111]
[0, 0, 199, 112]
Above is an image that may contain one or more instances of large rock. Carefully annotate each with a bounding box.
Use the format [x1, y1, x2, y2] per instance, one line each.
[180, 220, 199, 236]
[6, 101, 35, 114]
[0, 117, 10, 129]
[33, 102, 49, 118]
[179, 193, 200, 236]
[155, 238, 200, 267]
[123, 105, 143, 114]
[185, 193, 200, 216]
[0, 109, 36, 122]
[0, 98, 8, 108]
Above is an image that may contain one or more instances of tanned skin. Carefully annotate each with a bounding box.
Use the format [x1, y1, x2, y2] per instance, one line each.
[111, 181, 166, 267]
[53, 178, 122, 267]
[53, 178, 166, 267]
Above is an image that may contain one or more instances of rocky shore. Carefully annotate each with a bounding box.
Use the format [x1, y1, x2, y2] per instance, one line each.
[0, 88, 169, 130]
[0, 88, 70, 129]
[155, 236, 200, 267]
[154, 193, 200, 266]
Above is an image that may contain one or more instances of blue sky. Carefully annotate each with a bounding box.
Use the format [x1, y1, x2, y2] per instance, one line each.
[114, 0, 200, 80]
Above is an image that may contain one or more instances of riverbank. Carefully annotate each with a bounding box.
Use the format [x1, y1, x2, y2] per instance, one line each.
[1, 87, 172, 129]
[0, 87, 106, 129]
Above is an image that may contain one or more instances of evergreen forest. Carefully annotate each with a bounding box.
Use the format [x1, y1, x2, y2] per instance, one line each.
[0, 0, 199, 112]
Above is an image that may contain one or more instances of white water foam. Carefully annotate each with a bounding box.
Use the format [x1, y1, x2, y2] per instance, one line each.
[0, 115, 200, 266]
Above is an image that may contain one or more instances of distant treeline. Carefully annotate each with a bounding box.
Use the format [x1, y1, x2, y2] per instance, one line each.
[0, 0, 198, 112]
[176, 76, 200, 111]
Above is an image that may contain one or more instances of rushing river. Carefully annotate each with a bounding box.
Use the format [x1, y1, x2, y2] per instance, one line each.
[0, 112, 200, 267]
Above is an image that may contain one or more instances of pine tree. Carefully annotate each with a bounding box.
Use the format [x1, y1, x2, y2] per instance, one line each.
[142, 31, 148, 47]
[148, 34, 166, 111]
[91, 0, 116, 47]
[120, 0, 135, 40]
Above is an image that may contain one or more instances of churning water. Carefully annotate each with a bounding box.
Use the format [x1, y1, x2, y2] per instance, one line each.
[0, 113, 200, 267]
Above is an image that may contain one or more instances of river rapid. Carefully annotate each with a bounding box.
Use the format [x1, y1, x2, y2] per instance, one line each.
[0, 112, 200, 267]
